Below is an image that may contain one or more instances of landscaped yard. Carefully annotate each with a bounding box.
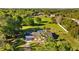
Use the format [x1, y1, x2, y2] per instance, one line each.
[0, 9, 79, 51]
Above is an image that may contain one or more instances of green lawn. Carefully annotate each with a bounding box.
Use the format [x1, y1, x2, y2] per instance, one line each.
[43, 23, 79, 50]
[22, 16, 79, 50]
[22, 16, 51, 30]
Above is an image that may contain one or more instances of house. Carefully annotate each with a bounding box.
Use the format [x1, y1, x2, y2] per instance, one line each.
[24, 32, 35, 42]
[37, 30, 44, 33]
[49, 14, 56, 17]
[24, 30, 44, 42]
[38, 12, 44, 16]
[25, 36, 34, 42]
[24, 29, 59, 42]
[37, 30, 59, 40]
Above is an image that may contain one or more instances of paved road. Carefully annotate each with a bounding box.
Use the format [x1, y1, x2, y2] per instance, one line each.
[72, 18, 79, 25]
[64, 17, 79, 25]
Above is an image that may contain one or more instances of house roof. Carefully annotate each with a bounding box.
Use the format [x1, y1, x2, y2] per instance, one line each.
[25, 36, 34, 41]
[37, 30, 43, 33]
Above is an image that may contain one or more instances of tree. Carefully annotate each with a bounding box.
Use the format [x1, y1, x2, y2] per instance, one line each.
[30, 31, 72, 51]
[60, 17, 79, 39]
[23, 17, 34, 26]
[2, 15, 23, 38]
[12, 38, 26, 51]
[35, 17, 42, 25]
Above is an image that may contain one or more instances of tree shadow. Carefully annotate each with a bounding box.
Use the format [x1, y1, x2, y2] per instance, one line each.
[41, 21, 48, 23]
[33, 23, 45, 26]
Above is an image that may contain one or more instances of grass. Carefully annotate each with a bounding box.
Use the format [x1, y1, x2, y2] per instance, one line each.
[22, 16, 51, 30]
[34, 16, 52, 22]
[22, 16, 79, 50]
[47, 24, 79, 50]
[22, 26, 44, 30]
[22, 26, 36, 30]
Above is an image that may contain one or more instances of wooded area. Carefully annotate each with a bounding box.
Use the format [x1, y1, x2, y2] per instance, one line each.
[0, 9, 79, 51]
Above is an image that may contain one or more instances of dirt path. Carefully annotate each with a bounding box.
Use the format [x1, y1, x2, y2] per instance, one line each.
[56, 17, 79, 50]
[57, 23, 68, 33]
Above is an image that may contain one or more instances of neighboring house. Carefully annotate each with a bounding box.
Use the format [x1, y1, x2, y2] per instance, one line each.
[49, 14, 56, 18]
[38, 12, 44, 16]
